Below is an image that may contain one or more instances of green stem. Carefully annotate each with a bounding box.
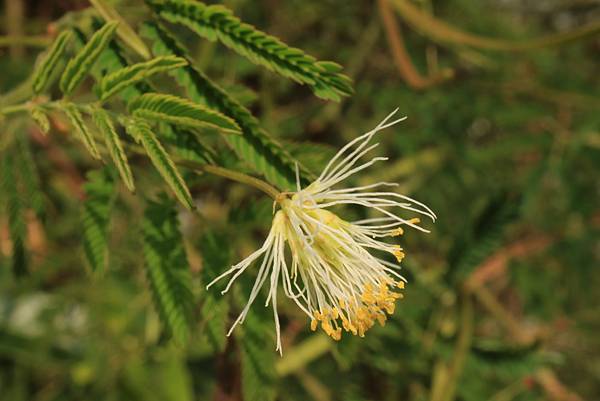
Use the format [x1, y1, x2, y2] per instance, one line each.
[0, 35, 51, 48]
[91, 127, 281, 199]
[200, 164, 280, 199]
[0, 102, 31, 116]
[439, 295, 474, 401]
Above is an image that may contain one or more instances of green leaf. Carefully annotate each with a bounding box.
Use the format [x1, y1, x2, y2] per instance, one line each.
[59, 21, 119, 95]
[63, 104, 101, 160]
[142, 194, 194, 343]
[125, 120, 194, 210]
[145, 0, 353, 101]
[239, 311, 277, 401]
[199, 232, 231, 352]
[141, 22, 312, 190]
[1, 152, 27, 278]
[29, 107, 50, 135]
[449, 193, 520, 283]
[74, 21, 217, 167]
[97, 56, 188, 101]
[128, 93, 241, 134]
[73, 24, 146, 102]
[14, 134, 44, 218]
[32, 30, 73, 94]
[81, 168, 115, 274]
[89, 0, 151, 60]
[91, 107, 135, 191]
[159, 125, 215, 165]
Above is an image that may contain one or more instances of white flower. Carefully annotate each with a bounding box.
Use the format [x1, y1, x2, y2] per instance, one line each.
[207, 109, 436, 353]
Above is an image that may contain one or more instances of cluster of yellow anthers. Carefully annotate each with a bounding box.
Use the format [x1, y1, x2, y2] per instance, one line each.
[207, 110, 436, 354]
[311, 280, 405, 340]
[390, 217, 421, 261]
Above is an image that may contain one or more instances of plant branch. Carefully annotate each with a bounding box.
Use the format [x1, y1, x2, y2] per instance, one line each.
[378, 0, 453, 90]
[89, 0, 152, 60]
[0, 35, 51, 48]
[390, 0, 600, 51]
[0, 103, 32, 116]
[197, 164, 280, 200]
[430, 294, 474, 401]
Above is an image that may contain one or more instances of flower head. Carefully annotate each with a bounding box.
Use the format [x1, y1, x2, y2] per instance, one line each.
[207, 109, 436, 353]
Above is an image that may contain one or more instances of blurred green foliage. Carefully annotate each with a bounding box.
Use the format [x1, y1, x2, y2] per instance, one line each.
[1, 1, 599, 401]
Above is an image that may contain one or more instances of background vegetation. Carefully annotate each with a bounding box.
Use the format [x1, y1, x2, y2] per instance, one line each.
[1, 0, 599, 400]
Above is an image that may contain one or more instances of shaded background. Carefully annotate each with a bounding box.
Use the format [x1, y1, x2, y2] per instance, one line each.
[1, 0, 599, 400]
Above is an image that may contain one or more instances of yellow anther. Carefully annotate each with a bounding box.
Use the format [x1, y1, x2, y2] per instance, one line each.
[390, 227, 404, 236]
[322, 321, 334, 336]
[362, 291, 376, 304]
[358, 324, 366, 337]
[310, 278, 408, 340]
[393, 247, 405, 263]
[332, 328, 342, 341]
[408, 217, 421, 225]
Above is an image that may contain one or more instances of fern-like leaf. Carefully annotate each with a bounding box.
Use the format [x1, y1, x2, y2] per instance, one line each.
[75, 24, 147, 102]
[97, 56, 188, 100]
[239, 311, 277, 401]
[1, 152, 27, 277]
[91, 107, 135, 191]
[63, 104, 101, 160]
[60, 21, 119, 95]
[141, 194, 194, 343]
[128, 93, 241, 134]
[160, 125, 215, 165]
[32, 30, 73, 94]
[145, 0, 353, 101]
[76, 21, 216, 165]
[449, 194, 520, 283]
[81, 168, 115, 274]
[15, 135, 44, 218]
[199, 232, 231, 352]
[141, 22, 311, 190]
[29, 107, 50, 135]
[125, 120, 194, 210]
[89, 0, 151, 60]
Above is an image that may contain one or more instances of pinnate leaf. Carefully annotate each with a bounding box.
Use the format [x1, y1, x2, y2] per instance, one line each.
[128, 93, 241, 134]
[125, 120, 194, 210]
[91, 107, 135, 191]
[145, 0, 353, 101]
[63, 104, 101, 160]
[60, 21, 119, 95]
[97, 56, 188, 100]
[81, 168, 115, 274]
[142, 194, 194, 343]
[33, 30, 73, 94]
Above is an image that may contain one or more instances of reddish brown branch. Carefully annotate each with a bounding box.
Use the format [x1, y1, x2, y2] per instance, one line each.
[377, 0, 452, 90]
[465, 234, 553, 291]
